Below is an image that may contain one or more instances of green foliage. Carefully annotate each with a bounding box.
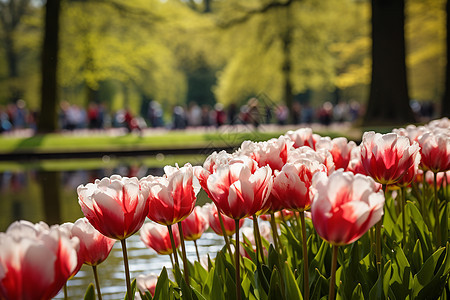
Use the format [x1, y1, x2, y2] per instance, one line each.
[139, 184, 450, 300]
[83, 283, 96, 300]
[0, 0, 447, 111]
[124, 279, 137, 300]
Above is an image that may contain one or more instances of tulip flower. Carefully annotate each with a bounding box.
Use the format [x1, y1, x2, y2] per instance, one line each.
[360, 131, 420, 267]
[360, 132, 421, 185]
[77, 175, 150, 299]
[237, 136, 293, 171]
[417, 131, 449, 247]
[287, 146, 335, 175]
[272, 158, 327, 212]
[140, 222, 180, 267]
[142, 164, 199, 226]
[181, 206, 209, 261]
[204, 203, 244, 259]
[141, 163, 199, 284]
[206, 157, 273, 219]
[426, 117, 450, 131]
[0, 221, 79, 300]
[310, 170, 385, 299]
[347, 146, 368, 175]
[206, 157, 273, 300]
[136, 273, 158, 297]
[205, 203, 244, 236]
[285, 127, 321, 149]
[315, 137, 356, 170]
[62, 218, 116, 300]
[140, 221, 180, 255]
[271, 157, 326, 299]
[311, 170, 385, 245]
[425, 170, 450, 187]
[77, 175, 150, 240]
[417, 131, 450, 173]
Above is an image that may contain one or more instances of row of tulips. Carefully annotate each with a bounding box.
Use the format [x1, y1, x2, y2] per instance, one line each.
[0, 117, 449, 299]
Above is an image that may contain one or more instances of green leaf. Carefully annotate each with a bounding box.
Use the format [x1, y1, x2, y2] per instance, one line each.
[383, 195, 401, 242]
[308, 240, 329, 285]
[83, 283, 95, 300]
[254, 263, 270, 299]
[413, 243, 450, 299]
[210, 265, 226, 300]
[280, 222, 302, 268]
[268, 244, 281, 272]
[411, 239, 424, 274]
[284, 262, 303, 300]
[224, 270, 238, 300]
[124, 279, 137, 300]
[191, 286, 207, 300]
[242, 233, 257, 263]
[407, 202, 433, 259]
[383, 233, 413, 298]
[368, 260, 391, 300]
[153, 267, 169, 300]
[310, 268, 328, 300]
[143, 291, 153, 300]
[194, 261, 208, 288]
[242, 274, 252, 299]
[268, 267, 283, 300]
[440, 202, 448, 247]
[351, 283, 364, 300]
[180, 276, 193, 300]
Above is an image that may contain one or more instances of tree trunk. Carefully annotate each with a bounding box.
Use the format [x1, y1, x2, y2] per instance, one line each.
[37, 0, 61, 133]
[203, 0, 211, 13]
[364, 0, 415, 125]
[5, 33, 18, 78]
[442, 0, 450, 117]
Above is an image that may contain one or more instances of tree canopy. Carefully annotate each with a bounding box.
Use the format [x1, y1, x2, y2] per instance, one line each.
[0, 0, 447, 120]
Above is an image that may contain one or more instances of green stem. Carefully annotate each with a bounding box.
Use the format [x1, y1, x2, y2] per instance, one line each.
[375, 220, 382, 272]
[252, 215, 265, 264]
[169, 253, 175, 270]
[376, 184, 386, 273]
[120, 239, 132, 300]
[300, 211, 310, 300]
[269, 212, 280, 253]
[328, 245, 339, 300]
[167, 225, 180, 269]
[92, 265, 103, 300]
[235, 219, 241, 300]
[177, 222, 190, 284]
[218, 212, 234, 262]
[434, 172, 441, 248]
[295, 211, 302, 238]
[401, 187, 407, 248]
[193, 240, 200, 262]
[64, 283, 68, 300]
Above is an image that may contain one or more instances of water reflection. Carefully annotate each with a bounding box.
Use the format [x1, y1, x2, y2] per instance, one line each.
[0, 162, 221, 299]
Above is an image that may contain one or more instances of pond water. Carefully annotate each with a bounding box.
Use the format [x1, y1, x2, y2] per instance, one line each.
[0, 158, 226, 299]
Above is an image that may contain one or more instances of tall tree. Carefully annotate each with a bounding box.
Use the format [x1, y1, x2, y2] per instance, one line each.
[364, 0, 415, 125]
[442, 0, 450, 117]
[37, 0, 61, 133]
[0, 0, 31, 100]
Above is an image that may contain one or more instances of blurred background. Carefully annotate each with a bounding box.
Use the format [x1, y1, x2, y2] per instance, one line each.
[0, 0, 448, 134]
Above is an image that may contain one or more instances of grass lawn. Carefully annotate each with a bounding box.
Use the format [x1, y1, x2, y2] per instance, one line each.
[0, 125, 363, 154]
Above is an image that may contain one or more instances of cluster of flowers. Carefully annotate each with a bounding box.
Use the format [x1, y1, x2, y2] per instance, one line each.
[0, 117, 448, 299]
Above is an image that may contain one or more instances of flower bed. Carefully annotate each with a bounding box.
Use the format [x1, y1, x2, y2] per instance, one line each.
[0, 118, 449, 300]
